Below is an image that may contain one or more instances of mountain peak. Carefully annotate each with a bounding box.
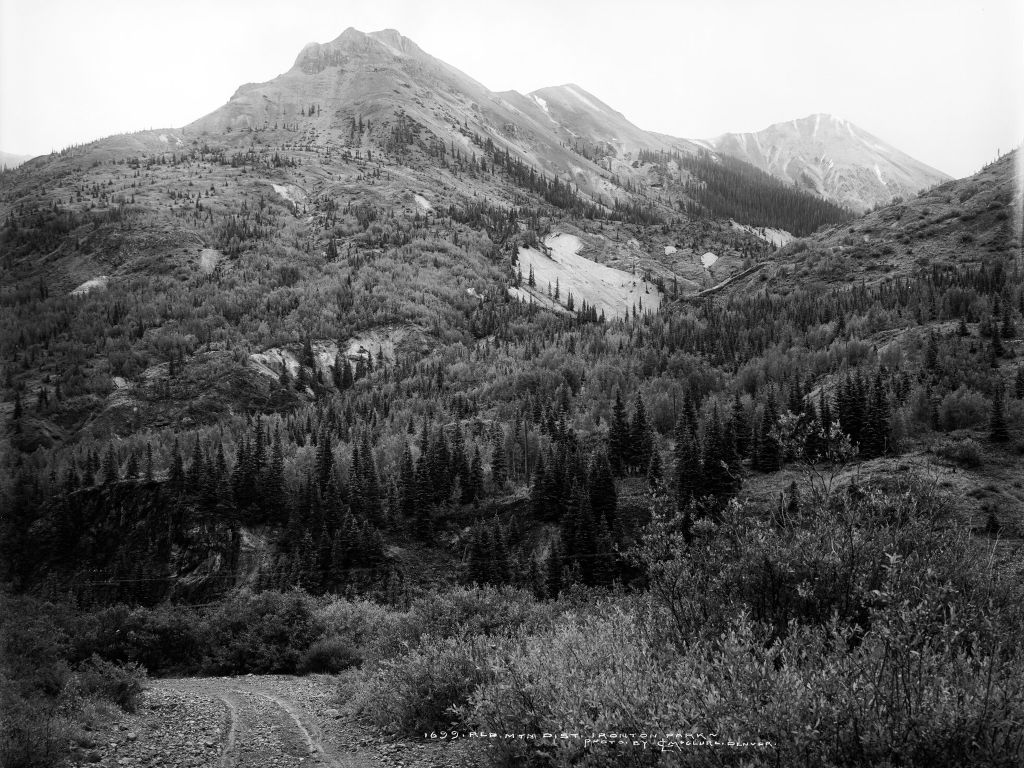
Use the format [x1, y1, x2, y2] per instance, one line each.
[293, 27, 424, 74]
[710, 114, 951, 212]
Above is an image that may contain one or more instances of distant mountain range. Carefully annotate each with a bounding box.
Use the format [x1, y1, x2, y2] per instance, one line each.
[186, 28, 945, 214]
[1, 150, 33, 169]
[709, 114, 950, 213]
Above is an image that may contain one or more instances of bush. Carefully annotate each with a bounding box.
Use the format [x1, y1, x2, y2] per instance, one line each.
[74, 655, 145, 713]
[405, 586, 555, 643]
[0, 693, 75, 768]
[71, 602, 208, 675]
[356, 633, 496, 734]
[298, 636, 362, 674]
[468, 607, 1024, 768]
[464, 484, 1024, 767]
[935, 437, 983, 467]
[939, 386, 989, 431]
[204, 590, 323, 675]
[315, 598, 403, 663]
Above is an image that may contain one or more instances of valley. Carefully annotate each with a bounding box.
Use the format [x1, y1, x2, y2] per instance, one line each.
[1, 22, 1022, 768]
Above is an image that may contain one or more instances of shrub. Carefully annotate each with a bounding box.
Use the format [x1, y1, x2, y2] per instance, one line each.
[315, 598, 403, 663]
[203, 590, 323, 675]
[405, 586, 555, 643]
[356, 633, 496, 734]
[0, 595, 77, 768]
[935, 437, 983, 467]
[298, 636, 362, 674]
[464, 484, 1024, 767]
[71, 602, 208, 675]
[74, 655, 145, 713]
[0, 694, 75, 768]
[939, 386, 989, 431]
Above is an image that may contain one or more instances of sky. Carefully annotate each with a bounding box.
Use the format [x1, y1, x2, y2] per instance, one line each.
[0, 0, 1021, 178]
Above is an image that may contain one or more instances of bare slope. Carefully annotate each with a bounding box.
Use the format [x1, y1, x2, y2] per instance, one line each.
[514, 232, 663, 320]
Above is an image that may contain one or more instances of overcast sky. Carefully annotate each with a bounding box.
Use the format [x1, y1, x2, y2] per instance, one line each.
[1, 0, 1021, 178]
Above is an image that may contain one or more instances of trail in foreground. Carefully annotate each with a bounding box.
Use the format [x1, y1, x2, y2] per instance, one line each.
[69, 674, 478, 768]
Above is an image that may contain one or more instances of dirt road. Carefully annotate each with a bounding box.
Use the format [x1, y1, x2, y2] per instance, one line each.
[70, 674, 476, 768]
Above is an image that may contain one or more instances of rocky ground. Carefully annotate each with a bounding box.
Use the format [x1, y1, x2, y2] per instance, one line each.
[69, 675, 482, 768]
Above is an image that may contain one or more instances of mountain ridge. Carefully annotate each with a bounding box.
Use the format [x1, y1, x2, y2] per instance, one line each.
[709, 112, 951, 213]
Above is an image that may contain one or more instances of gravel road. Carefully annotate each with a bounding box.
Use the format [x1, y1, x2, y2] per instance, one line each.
[69, 674, 480, 768]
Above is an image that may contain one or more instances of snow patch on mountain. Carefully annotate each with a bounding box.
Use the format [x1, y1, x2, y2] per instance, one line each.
[531, 94, 556, 123]
[272, 184, 305, 206]
[199, 249, 221, 274]
[71, 276, 109, 296]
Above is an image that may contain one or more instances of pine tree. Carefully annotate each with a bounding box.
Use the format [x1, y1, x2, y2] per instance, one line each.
[990, 382, 1009, 442]
[169, 439, 184, 488]
[125, 451, 139, 479]
[702, 405, 738, 501]
[398, 445, 417, 518]
[925, 332, 939, 371]
[730, 394, 751, 458]
[102, 444, 118, 485]
[265, 429, 288, 524]
[608, 391, 630, 475]
[630, 393, 653, 474]
[187, 439, 204, 488]
[316, 429, 333, 492]
[674, 419, 703, 510]
[753, 405, 782, 472]
[468, 448, 484, 504]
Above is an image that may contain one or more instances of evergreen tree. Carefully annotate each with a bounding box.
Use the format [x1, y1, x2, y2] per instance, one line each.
[315, 429, 334, 492]
[398, 445, 417, 519]
[265, 429, 288, 524]
[467, 448, 484, 504]
[730, 394, 751, 458]
[990, 382, 1009, 442]
[674, 419, 703, 509]
[169, 439, 184, 488]
[125, 451, 139, 480]
[102, 444, 118, 485]
[608, 391, 630, 475]
[187, 439, 204, 488]
[588, 450, 618, 533]
[753, 405, 782, 472]
[702, 405, 738, 501]
[629, 393, 654, 474]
